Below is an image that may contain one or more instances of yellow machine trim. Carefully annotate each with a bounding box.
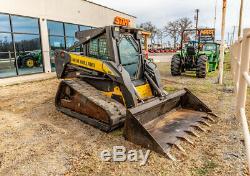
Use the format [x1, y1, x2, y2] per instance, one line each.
[135, 83, 153, 100]
[102, 86, 126, 105]
[103, 84, 153, 105]
[70, 53, 114, 76]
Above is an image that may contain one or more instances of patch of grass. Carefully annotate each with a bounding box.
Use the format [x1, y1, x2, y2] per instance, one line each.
[224, 53, 231, 71]
[192, 159, 218, 176]
[110, 128, 123, 137]
[207, 70, 218, 78]
[163, 86, 179, 93]
[182, 71, 197, 78]
[188, 81, 214, 94]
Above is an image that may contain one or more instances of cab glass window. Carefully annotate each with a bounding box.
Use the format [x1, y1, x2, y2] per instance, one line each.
[118, 35, 140, 79]
[88, 35, 109, 60]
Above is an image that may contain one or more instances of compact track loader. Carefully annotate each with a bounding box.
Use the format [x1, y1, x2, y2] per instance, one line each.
[54, 26, 217, 160]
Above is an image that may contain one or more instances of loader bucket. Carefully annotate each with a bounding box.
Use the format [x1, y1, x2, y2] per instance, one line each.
[123, 88, 217, 160]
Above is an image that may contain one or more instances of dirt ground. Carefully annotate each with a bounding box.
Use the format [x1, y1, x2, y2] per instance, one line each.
[0, 57, 248, 175]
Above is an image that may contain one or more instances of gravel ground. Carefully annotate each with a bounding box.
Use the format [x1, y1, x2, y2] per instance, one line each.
[0, 59, 248, 175]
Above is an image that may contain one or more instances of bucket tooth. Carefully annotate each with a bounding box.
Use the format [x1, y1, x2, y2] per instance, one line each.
[198, 120, 211, 127]
[191, 124, 206, 132]
[207, 112, 217, 117]
[174, 143, 186, 153]
[184, 137, 194, 145]
[202, 116, 215, 122]
[177, 136, 194, 145]
[166, 151, 176, 161]
[185, 129, 200, 138]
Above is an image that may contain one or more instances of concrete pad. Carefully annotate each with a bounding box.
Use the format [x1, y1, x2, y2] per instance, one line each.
[149, 53, 174, 63]
[0, 72, 56, 87]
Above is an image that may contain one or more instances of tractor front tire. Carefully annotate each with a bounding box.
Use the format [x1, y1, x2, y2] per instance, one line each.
[171, 55, 181, 76]
[196, 55, 208, 78]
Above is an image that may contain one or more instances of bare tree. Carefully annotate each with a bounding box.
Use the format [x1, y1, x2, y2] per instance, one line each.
[164, 21, 179, 48]
[139, 22, 157, 44]
[164, 17, 192, 48]
[156, 29, 164, 46]
[178, 17, 192, 36]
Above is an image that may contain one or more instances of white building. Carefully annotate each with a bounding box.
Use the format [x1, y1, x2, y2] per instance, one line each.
[0, 0, 136, 78]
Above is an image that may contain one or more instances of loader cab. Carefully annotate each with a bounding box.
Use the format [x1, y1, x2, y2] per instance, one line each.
[203, 43, 217, 51]
[112, 26, 159, 101]
[182, 30, 200, 57]
[111, 26, 144, 81]
[74, 26, 144, 81]
[202, 42, 220, 54]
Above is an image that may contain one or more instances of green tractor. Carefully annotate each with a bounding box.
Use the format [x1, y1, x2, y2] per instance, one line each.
[17, 50, 43, 68]
[171, 29, 220, 78]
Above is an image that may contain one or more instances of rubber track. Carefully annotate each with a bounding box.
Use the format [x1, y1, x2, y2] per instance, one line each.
[64, 79, 127, 125]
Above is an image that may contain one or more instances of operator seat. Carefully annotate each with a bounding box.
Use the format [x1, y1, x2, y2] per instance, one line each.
[186, 46, 196, 56]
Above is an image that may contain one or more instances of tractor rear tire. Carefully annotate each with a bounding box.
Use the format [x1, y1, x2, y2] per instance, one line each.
[171, 55, 181, 76]
[196, 55, 208, 78]
[22, 56, 35, 68]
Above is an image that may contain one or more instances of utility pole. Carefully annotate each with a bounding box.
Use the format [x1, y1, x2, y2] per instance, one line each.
[195, 9, 200, 30]
[231, 26, 236, 45]
[218, 0, 227, 85]
[238, 0, 244, 38]
[214, 0, 217, 29]
[227, 32, 230, 45]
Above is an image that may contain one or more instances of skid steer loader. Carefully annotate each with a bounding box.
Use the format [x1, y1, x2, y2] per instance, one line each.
[54, 26, 217, 160]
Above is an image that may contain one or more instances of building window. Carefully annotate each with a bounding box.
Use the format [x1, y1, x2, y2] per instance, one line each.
[47, 21, 64, 36]
[0, 14, 15, 78]
[65, 23, 78, 37]
[47, 20, 94, 71]
[0, 32, 16, 78]
[11, 15, 42, 76]
[0, 14, 11, 32]
[79, 25, 91, 31]
[14, 34, 43, 75]
[0, 14, 42, 78]
[47, 21, 65, 70]
[49, 36, 65, 50]
[11, 16, 40, 34]
[14, 34, 41, 51]
[65, 23, 79, 49]
[66, 37, 78, 49]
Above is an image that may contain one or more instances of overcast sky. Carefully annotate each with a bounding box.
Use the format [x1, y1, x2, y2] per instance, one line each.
[90, 0, 250, 42]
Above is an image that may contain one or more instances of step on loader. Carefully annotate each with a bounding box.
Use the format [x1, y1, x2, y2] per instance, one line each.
[54, 26, 217, 160]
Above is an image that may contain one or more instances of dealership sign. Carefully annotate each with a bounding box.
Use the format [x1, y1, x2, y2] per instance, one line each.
[199, 28, 215, 41]
[200, 29, 215, 36]
[114, 16, 130, 26]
